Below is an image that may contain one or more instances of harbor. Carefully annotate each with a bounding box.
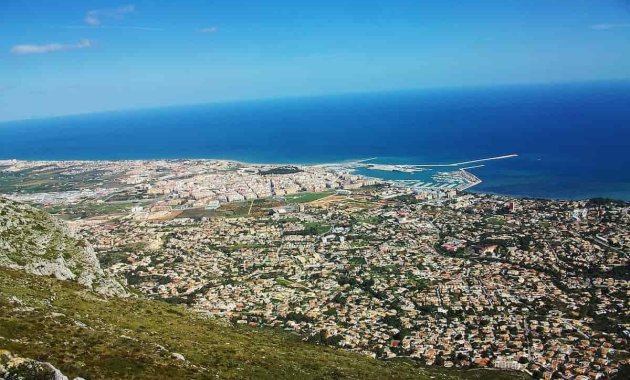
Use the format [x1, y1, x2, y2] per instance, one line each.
[341, 154, 517, 173]
[391, 169, 482, 191]
[336, 154, 510, 192]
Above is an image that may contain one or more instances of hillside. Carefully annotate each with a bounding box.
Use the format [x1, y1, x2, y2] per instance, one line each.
[1, 268, 535, 380]
[0, 197, 126, 297]
[0, 198, 528, 379]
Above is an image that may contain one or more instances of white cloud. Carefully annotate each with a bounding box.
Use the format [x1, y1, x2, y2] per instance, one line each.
[198, 26, 218, 33]
[590, 23, 630, 30]
[10, 39, 92, 55]
[85, 4, 135, 26]
[64, 25, 163, 31]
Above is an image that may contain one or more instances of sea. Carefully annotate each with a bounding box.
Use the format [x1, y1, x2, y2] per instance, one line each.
[1, 81, 629, 200]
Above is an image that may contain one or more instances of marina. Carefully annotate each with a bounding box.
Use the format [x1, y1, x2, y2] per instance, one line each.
[386, 169, 482, 192]
[342, 154, 517, 173]
[337, 155, 496, 192]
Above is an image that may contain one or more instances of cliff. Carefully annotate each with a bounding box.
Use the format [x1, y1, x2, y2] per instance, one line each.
[0, 197, 126, 297]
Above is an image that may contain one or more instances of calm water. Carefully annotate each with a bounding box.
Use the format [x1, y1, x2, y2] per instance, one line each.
[1, 81, 629, 200]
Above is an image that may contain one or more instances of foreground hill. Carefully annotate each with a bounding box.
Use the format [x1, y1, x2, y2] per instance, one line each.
[0, 197, 527, 379]
[0, 268, 529, 380]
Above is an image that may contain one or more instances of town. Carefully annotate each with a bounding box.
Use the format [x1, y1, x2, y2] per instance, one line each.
[1, 159, 628, 379]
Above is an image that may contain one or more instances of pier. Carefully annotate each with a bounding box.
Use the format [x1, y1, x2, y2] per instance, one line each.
[332, 154, 513, 192]
[340, 154, 517, 172]
[400, 154, 518, 168]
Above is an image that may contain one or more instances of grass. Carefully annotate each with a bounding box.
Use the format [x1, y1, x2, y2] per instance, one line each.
[46, 201, 143, 219]
[351, 213, 384, 225]
[284, 191, 334, 203]
[302, 222, 331, 235]
[274, 277, 293, 287]
[0, 268, 528, 380]
[214, 198, 282, 218]
[485, 216, 506, 226]
[0, 170, 116, 194]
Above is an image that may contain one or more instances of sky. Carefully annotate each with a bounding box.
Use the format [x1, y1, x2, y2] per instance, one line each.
[1, 0, 630, 122]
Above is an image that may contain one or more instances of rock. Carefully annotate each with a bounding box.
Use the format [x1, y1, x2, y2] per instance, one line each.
[7, 297, 22, 306]
[171, 352, 186, 361]
[0, 197, 128, 298]
[74, 320, 88, 329]
[0, 349, 69, 380]
[26, 258, 76, 281]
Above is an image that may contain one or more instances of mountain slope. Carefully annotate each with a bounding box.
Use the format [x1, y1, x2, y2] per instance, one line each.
[0, 197, 126, 297]
[0, 268, 530, 380]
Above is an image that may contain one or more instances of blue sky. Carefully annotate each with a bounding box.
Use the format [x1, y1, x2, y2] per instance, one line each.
[1, 0, 630, 122]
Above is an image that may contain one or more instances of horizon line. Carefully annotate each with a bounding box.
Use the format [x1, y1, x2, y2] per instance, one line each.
[1, 77, 629, 125]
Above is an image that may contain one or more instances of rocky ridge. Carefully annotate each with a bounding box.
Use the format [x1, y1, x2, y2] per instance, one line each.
[0, 349, 80, 380]
[0, 197, 126, 297]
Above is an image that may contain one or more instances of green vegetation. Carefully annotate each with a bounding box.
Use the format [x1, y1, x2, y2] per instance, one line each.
[350, 239, 369, 248]
[369, 264, 401, 277]
[407, 277, 430, 291]
[274, 277, 293, 287]
[0, 169, 115, 194]
[212, 198, 282, 218]
[484, 216, 506, 226]
[349, 257, 367, 266]
[0, 199, 85, 265]
[98, 249, 137, 268]
[0, 268, 527, 380]
[259, 166, 303, 175]
[282, 221, 330, 236]
[284, 191, 334, 203]
[350, 213, 384, 225]
[302, 222, 331, 235]
[46, 201, 143, 219]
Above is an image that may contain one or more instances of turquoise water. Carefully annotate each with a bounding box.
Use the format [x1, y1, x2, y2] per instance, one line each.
[1, 81, 629, 200]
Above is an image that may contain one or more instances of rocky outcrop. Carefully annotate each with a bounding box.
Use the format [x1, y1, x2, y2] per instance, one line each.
[0, 349, 78, 380]
[0, 197, 127, 297]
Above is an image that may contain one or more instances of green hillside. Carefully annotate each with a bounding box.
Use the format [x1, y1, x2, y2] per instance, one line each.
[0, 267, 531, 380]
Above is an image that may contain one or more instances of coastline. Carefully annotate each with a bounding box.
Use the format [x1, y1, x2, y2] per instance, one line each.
[2, 157, 629, 203]
[1, 82, 629, 201]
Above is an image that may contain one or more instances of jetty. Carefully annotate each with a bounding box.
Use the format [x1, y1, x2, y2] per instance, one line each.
[338, 154, 517, 172]
[405, 154, 518, 168]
